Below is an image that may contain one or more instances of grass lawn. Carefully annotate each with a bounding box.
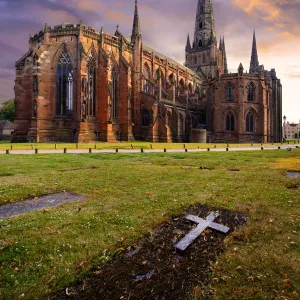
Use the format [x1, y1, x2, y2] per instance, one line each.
[0, 141, 296, 151]
[0, 150, 299, 299]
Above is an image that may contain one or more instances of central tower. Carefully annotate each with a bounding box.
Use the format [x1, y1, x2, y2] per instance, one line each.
[185, 0, 227, 79]
[193, 0, 216, 49]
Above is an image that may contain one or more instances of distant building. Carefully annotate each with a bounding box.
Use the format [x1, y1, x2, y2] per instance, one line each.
[283, 116, 300, 139]
[0, 120, 14, 140]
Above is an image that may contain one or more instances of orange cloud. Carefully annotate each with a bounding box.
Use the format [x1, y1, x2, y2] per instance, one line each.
[104, 10, 131, 25]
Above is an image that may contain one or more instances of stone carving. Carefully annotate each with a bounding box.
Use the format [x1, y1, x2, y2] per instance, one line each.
[82, 76, 88, 97]
[81, 98, 87, 121]
[33, 100, 37, 118]
[33, 75, 38, 98]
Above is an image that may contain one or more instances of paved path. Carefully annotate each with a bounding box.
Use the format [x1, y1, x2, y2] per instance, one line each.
[0, 145, 298, 155]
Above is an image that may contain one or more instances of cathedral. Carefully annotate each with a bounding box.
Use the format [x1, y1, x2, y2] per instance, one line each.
[13, 0, 282, 143]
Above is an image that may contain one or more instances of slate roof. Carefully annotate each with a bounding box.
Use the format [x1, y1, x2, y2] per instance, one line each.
[124, 36, 200, 79]
[0, 120, 14, 130]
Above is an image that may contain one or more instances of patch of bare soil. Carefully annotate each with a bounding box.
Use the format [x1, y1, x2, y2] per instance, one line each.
[55, 205, 247, 300]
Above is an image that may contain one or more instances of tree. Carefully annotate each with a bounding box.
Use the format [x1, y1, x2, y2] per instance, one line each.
[0, 99, 15, 122]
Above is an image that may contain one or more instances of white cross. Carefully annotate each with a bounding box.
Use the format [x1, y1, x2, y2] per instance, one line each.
[175, 211, 230, 252]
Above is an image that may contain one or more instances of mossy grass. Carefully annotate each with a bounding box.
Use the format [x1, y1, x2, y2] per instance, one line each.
[0, 150, 299, 299]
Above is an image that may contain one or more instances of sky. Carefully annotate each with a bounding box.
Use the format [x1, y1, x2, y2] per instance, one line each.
[0, 0, 299, 122]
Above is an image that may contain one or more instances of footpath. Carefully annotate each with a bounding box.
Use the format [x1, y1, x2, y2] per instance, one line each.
[0, 144, 299, 155]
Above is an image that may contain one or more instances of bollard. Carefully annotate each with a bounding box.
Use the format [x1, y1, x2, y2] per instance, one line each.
[116, 149, 119, 153]
[226, 148, 229, 152]
[131, 144, 133, 149]
[207, 148, 210, 152]
[141, 148, 144, 153]
[278, 146, 281, 150]
[76, 144, 78, 149]
[185, 149, 188, 153]
[184, 144, 186, 149]
[10, 145, 12, 150]
[261, 147, 264, 150]
[214, 145, 217, 149]
[89, 148, 92, 153]
[164, 148, 167, 153]
[55, 144, 57, 149]
[64, 148, 67, 154]
[150, 144, 153, 149]
[35, 148, 38, 154]
[198, 146, 200, 149]
[6, 149, 9, 154]
[31, 144, 33, 150]
[94, 144, 96, 149]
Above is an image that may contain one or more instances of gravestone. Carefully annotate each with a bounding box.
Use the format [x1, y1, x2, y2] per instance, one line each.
[175, 211, 230, 252]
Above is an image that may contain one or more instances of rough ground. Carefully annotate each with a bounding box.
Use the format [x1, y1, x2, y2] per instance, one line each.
[55, 205, 247, 300]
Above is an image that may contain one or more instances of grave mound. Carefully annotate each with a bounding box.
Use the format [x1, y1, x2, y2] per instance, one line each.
[55, 205, 247, 300]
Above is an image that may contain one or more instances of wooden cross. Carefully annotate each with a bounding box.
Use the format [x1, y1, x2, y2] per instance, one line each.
[175, 211, 230, 252]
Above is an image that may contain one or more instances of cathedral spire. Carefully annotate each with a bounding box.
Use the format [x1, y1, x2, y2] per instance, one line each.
[131, 0, 141, 43]
[219, 36, 222, 50]
[193, 0, 216, 49]
[223, 36, 228, 74]
[185, 34, 192, 52]
[249, 29, 259, 73]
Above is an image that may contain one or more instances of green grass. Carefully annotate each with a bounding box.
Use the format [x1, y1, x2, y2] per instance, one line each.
[0, 141, 294, 151]
[0, 150, 299, 299]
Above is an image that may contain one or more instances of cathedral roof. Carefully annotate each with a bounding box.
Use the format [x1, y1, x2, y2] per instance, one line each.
[124, 37, 200, 78]
[142, 44, 200, 78]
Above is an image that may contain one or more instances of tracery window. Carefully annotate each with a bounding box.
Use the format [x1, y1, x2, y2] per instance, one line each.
[246, 112, 254, 132]
[226, 83, 234, 102]
[111, 68, 118, 120]
[56, 51, 73, 116]
[87, 54, 97, 116]
[226, 111, 235, 131]
[143, 63, 152, 94]
[247, 82, 255, 102]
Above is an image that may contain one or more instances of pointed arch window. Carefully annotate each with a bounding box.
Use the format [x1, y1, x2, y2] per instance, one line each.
[226, 111, 235, 131]
[143, 63, 152, 94]
[141, 109, 151, 126]
[87, 53, 97, 116]
[247, 82, 255, 102]
[226, 83, 234, 102]
[56, 51, 73, 116]
[246, 112, 254, 132]
[111, 67, 118, 120]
